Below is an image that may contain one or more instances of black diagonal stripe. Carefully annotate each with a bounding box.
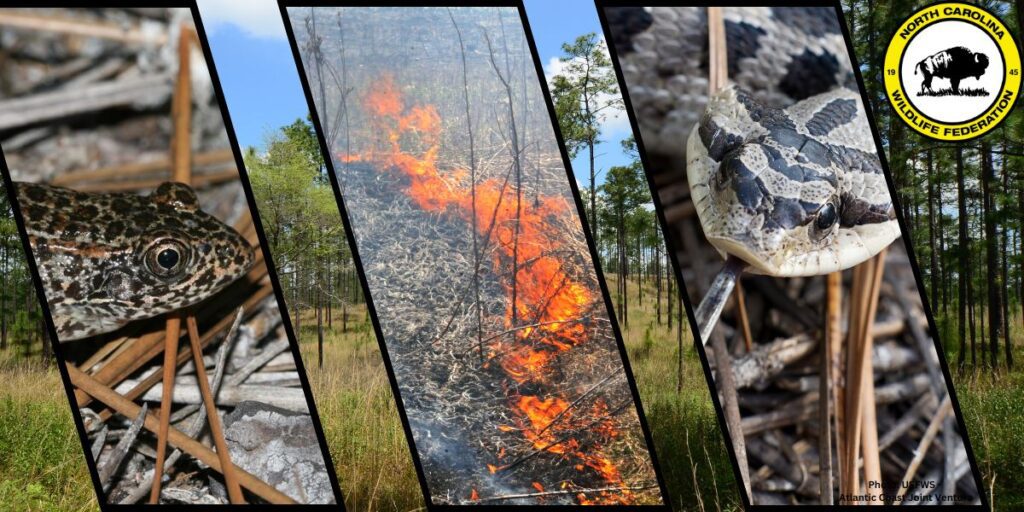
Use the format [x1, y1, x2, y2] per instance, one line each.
[806, 98, 858, 136]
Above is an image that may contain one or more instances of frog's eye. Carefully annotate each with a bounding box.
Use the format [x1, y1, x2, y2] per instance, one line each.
[145, 239, 190, 279]
[158, 248, 179, 269]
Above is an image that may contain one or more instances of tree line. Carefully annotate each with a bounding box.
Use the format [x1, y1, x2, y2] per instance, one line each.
[551, 33, 688, 369]
[244, 117, 363, 368]
[844, 0, 1024, 373]
[0, 184, 51, 364]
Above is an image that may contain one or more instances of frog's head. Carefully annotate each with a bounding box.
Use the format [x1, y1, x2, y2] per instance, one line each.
[105, 182, 256, 320]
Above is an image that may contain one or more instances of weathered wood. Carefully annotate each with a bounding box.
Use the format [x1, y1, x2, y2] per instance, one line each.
[119, 378, 309, 412]
[98, 403, 147, 490]
[730, 334, 815, 389]
[68, 366, 297, 504]
[0, 10, 168, 44]
[0, 74, 173, 131]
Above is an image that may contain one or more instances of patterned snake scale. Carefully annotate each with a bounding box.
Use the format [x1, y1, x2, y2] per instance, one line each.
[608, 6, 900, 276]
[17, 182, 255, 342]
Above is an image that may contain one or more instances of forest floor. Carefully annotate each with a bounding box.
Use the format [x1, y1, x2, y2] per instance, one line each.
[293, 275, 742, 511]
[0, 352, 96, 512]
[0, 275, 739, 512]
[938, 314, 1024, 510]
[606, 275, 740, 512]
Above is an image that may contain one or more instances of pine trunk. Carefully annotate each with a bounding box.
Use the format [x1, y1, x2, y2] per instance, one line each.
[956, 147, 968, 370]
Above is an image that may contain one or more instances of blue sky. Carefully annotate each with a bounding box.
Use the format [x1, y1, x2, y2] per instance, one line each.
[198, 1, 301, 151]
[524, 0, 634, 183]
[198, 0, 634, 186]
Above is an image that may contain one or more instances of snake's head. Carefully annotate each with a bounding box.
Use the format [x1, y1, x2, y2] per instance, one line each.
[687, 86, 900, 276]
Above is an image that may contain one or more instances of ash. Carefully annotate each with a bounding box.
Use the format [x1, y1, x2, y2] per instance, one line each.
[340, 159, 660, 504]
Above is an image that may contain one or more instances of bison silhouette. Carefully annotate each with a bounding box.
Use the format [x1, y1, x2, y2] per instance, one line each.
[915, 46, 989, 95]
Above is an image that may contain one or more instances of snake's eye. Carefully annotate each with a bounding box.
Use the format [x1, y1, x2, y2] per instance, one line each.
[815, 203, 839, 231]
[145, 239, 190, 279]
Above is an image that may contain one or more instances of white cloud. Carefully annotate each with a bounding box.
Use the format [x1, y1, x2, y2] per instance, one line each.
[600, 100, 632, 140]
[543, 36, 632, 143]
[197, 0, 286, 40]
[544, 55, 566, 82]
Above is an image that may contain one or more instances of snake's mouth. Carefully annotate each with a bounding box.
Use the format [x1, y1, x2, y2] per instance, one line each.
[705, 234, 808, 276]
[707, 219, 901, 277]
[832, 221, 902, 269]
[705, 236, 781, 275]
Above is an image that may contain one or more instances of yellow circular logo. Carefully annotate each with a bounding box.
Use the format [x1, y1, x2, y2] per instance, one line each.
[884, 2, 1020, 141]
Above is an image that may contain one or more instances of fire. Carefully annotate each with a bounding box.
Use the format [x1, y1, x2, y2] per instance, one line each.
[501, 394, 630, 504]
[345, 74, 592, 382]
[344, 75, 630, 505]
[470, 489, 479, 501]
[515, 395, 575, 454]
[500, 346, 554, 384]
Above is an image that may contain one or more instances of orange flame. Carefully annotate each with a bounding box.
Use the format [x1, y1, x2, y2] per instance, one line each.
[500, 394, 629, 503]
[344, 74, 591, 382]
[344, 75, 628, 505]
[514, 395, 575, 455]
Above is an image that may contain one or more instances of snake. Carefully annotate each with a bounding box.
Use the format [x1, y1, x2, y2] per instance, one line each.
[689, 85, 900, 277]
[16, 181, 255, 342]
[606, 6, 901, 338]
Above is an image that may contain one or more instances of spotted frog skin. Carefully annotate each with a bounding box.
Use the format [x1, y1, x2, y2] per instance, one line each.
[17, 181, 256, 342]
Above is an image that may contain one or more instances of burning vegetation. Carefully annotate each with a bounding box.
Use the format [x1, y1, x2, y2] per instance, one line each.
[294, 6, 661, 504]
[338, 75, 659, 505]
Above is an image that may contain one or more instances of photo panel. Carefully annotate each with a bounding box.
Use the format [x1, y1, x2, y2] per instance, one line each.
[599, 3, 986, 506]
[0, 5, 340, 506]
[281, 3, 666, 507]
[193, 2, 423, 510]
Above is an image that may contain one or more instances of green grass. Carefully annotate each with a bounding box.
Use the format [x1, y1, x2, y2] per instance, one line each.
[296, 277, 740, 511]
[295, 307, 424, 511]
[0, 310, 424, 512]
[939, 311, 1024, 510]
[0, 278, 736, 512]
[0, 354, 97, 512]
[608, 275, 740, 512]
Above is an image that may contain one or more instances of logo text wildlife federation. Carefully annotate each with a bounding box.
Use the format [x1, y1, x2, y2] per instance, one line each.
[884, 3, 1020, 141]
